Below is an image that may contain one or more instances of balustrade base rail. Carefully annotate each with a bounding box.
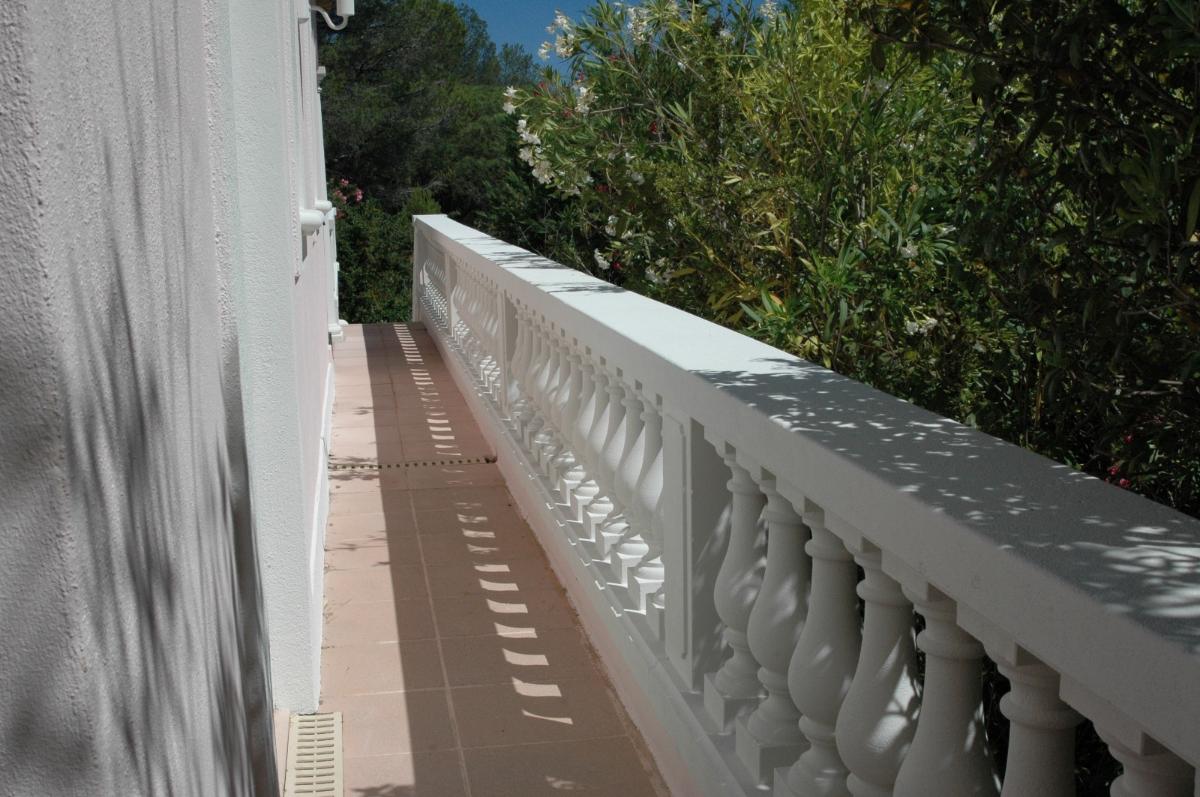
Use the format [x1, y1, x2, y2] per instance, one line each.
[412, 214, 1200, 797]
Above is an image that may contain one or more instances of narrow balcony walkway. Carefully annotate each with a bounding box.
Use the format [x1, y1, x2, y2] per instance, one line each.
[319, 323, 667, 797]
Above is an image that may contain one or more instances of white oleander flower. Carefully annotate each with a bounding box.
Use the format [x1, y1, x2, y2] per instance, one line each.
[502, 100, 516, 115]
[504, 86, 518, 100]
[575, 84, 593, 113]
[593, 249, 611, 270]
[628, 7, 651, 43]
[605, 215, 618, 236]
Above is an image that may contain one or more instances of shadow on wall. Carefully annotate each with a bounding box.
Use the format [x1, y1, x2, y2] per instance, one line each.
[0, 1, 277, 792]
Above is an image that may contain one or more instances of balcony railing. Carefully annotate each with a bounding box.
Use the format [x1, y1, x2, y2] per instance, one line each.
[411, 214, 1200, 797]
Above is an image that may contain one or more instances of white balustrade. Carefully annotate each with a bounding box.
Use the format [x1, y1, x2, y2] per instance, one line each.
[413, 216, 1200, 797]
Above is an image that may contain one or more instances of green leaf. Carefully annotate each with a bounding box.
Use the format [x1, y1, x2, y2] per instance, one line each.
[1185, 176, 1200, 240]
[870, 40, 887, 73]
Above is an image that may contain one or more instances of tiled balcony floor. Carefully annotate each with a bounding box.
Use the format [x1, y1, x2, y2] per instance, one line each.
[320, 323, 667, 797]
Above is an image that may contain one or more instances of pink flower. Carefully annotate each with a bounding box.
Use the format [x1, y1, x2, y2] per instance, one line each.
[1122, 433, 1134, 445]
[339, 178, 350, 187]
[354, 188, 363, 203]
[1107, 464, 1120, 476]
[1118, 478, 1131, 488]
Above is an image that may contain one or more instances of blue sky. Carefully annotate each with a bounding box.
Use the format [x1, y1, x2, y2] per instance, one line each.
[461, 0, 594, 59]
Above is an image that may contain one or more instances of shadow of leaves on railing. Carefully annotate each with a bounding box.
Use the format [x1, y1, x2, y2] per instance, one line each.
[691, 359, 1200, 653]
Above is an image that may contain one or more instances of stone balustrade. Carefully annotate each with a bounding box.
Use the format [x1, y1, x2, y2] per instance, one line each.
[412, 214, 1200, 797]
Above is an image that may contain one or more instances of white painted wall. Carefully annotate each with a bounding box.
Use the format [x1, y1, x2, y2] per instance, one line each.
[226, 0, 337, 712]
[0, 0, 278, 792]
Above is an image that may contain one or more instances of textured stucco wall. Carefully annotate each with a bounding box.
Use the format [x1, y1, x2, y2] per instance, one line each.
[0, 0, 277, 794]
[227, 0, 333, 711]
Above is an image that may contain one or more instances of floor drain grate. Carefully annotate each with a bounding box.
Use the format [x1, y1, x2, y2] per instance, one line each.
[330, 455, 497, 471]
[283, 712, 342, 797]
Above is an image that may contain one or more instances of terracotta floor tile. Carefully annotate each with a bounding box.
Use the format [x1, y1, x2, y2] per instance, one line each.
[417, 532, 547, 566]
[409, 485, 514, 514]
[424, 558, 557, 599]
[405, 462, 502, 490]
[342, 751, 467, 797]
[412, 505, 527, 538]
[431, 589, 578, 638]
[439, 627, 599, 688]
[450, 677, 626, 748]
[322, 640, 443, 696]
[332, 409, 390, 429]
[325, 565, 427, 603]
[463, 737, 662, 797]
[325, 538, 421, 571]
[320, 691, 456, 757]
[330, 490, 412, 519]
[328, 468, 409, 495]
[323, 599, 435, 645]
[333, 425, 401, 445]
[326, 511, 416, 541]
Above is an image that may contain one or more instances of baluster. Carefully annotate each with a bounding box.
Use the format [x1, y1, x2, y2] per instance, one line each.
[614, 386, 652, 585]
[562, 354, 597, 505]
[736, 478, 809, 785]
[508, 312, 532, 436]
[704, 455, 767, 731]
[893, 583, 999, 797]
[1096, 726, 1193, 797]
[549, 347, 584, 495]
[506, 308, 530, 422]
[523, 321, 550, 449]
[573, 361, 612, 529]
[545, 339, 574, 477]
[531, 334, 563, 467]
[597, 380, 646, 570]
[581, 368, 626, 550]
[994, 657, 1079, 797]
[779, 507, 861, 797]
[626, 397, 665, 608]
[835, 544, 919, 797]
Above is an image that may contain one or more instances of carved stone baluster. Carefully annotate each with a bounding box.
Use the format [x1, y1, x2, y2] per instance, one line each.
[549, 348, 584, 495]
[893, 584, 999, 797]
[574, 362, 612, 529]
[778, 508, 861, 797]
[507, 309, 531, 427]
[995, 659, 1079, 797]
[531, 335, 563, 467]
[526, 323, 555, 451]
[563, 355, 599, 513]
[834, 545, 919, 797]
[598, 381, 646, 571]
[736, 478, 809, 786]
[627, 398, 664, 608]
[520, 321, 547, 448]
[581, 369, 626, 552]
[704, 456, 767, 732]
[1096, 726, 1193, 797]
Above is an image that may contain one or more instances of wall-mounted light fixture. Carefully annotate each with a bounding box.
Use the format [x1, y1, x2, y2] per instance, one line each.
[310, 0, 354, 31]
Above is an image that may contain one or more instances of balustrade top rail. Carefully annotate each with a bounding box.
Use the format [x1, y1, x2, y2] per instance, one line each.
[413, 214, 1200, 766]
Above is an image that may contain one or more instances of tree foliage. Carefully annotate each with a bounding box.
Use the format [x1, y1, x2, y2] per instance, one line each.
[505, 0, 1200, 518]
[317, 0, 555, 321]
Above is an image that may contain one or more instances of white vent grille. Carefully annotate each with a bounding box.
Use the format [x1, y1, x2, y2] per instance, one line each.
[283, 712, 343, 797]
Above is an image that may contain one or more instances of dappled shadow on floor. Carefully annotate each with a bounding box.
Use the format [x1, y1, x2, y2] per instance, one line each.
[320, 323, 666, 796]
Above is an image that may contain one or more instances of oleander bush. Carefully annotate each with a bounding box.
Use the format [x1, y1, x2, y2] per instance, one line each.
[503, 0, 1200, 519]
